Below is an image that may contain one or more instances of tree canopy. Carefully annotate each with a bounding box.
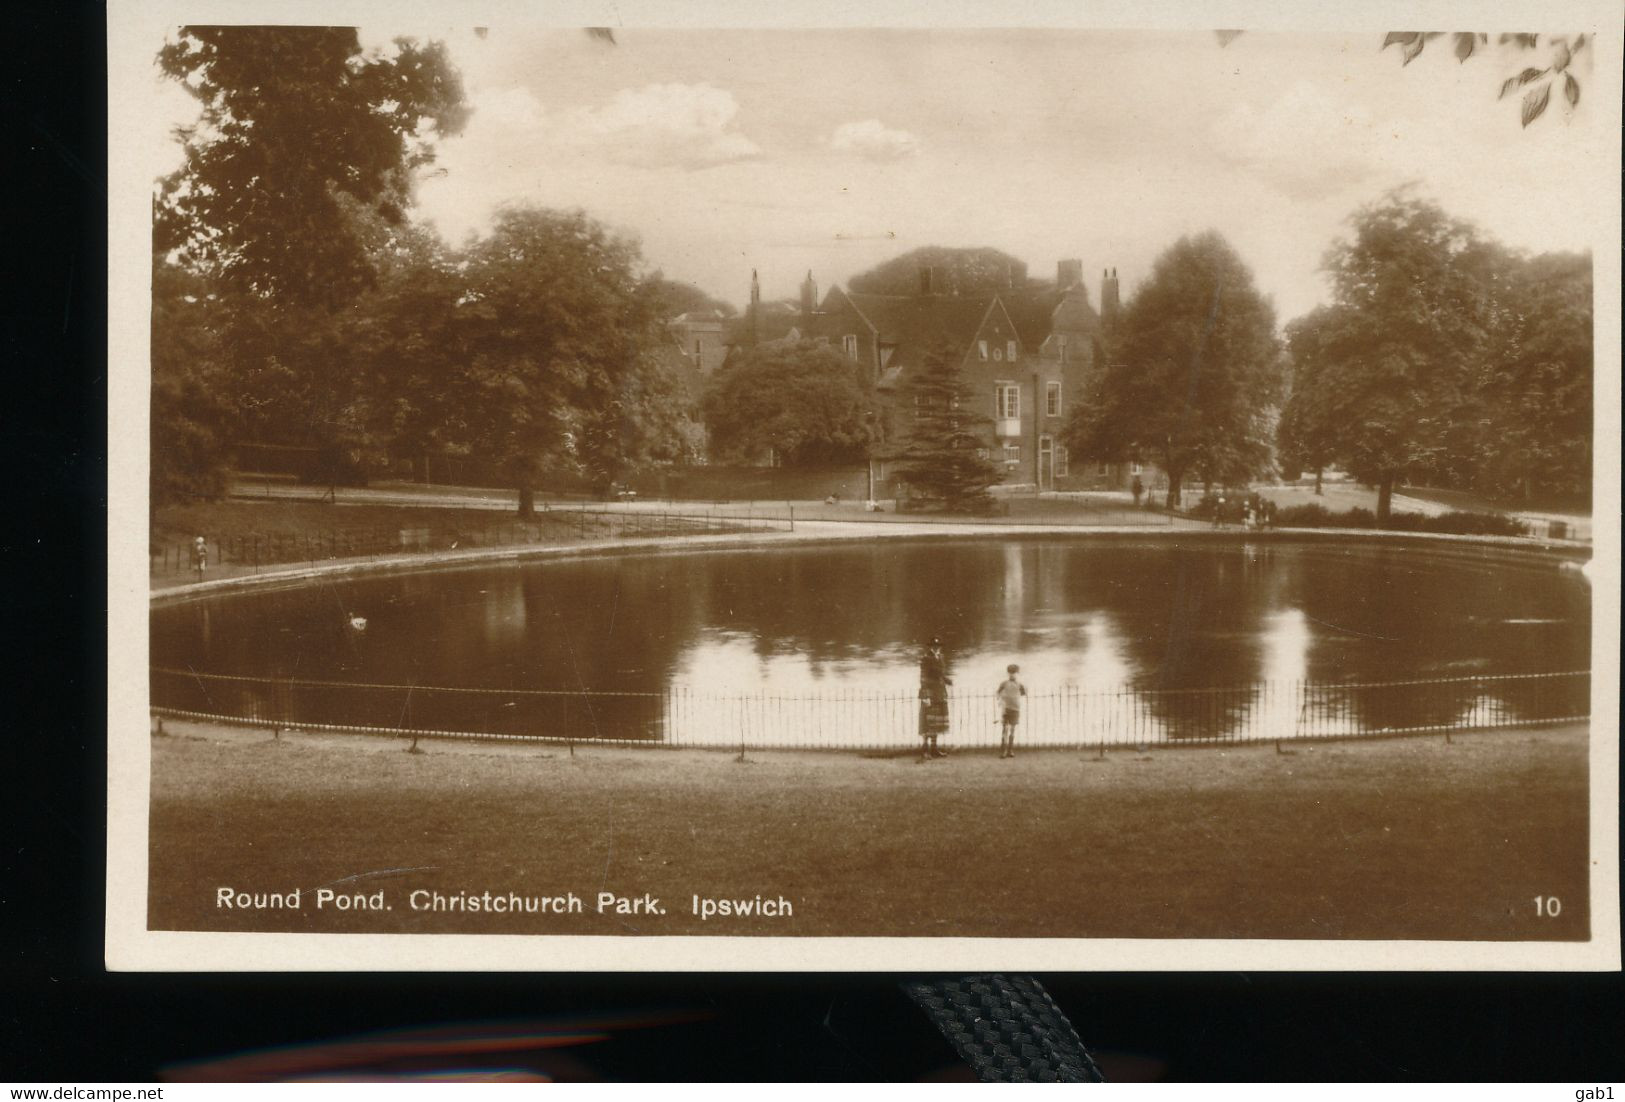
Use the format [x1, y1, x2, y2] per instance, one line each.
[1063, 231, 1282, 506]
[892, 346, 1002, 513]
[1473, 251, 1592, 503]
[449, 207, 682, 508]
[156, 26, 469, 307]
[645, 276, 737, 318]
[1276, 191, 1499, 519]
[701, 341, 877, 467]
[1277, 190, 1591, 515]
[151, 258, 236, 506]
[848, 246, 1030, 296]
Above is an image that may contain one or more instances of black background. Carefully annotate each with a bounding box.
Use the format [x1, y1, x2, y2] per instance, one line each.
[6, 2, 1621, 1083]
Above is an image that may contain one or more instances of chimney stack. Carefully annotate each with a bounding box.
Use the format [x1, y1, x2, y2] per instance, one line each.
[800, 270, 817, 326]
[1057, 258, 1083, 289]
[750, 269, 762, 344]
[1101, 267, 1121, 335]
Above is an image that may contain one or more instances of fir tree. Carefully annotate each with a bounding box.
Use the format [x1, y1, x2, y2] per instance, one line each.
[893, 345, 1002, 513]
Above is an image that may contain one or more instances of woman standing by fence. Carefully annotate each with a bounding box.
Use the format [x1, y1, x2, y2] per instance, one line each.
[918, 638, 952, 760]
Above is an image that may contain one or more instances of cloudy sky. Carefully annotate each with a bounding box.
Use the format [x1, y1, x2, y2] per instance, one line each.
[140, 22, 1607, 324]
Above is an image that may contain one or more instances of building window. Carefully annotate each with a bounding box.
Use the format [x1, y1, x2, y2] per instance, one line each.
[1007, 340, 1018, 362]
[1130, 462, 1143, 475]
[913, 394, 925, 420]
[1097, 462, 1110, 475]
[1045, 381, 1061, 417]
[977, 340, 989, 361]
[694, 339, 703, 358]
[1056, 336, 1068, 364]
[842, 334, 858, 359]
[993, 346, 1004, 362]
[1002, 444, 1021, 465]
[996, 383, 1020, 419]
[976, 447, 990, 460]
[1056, 445, 1069, 477]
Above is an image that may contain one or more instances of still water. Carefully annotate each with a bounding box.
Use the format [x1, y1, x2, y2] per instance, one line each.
[151, 539, 1590, 745]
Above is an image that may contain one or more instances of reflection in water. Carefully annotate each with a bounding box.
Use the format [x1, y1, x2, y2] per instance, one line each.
[1251, 608, 1312, 737]
[152, 540, 1591, 744]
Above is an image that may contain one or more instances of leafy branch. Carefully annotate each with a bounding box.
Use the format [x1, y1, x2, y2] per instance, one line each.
[1216, 30, 1588, 128]
[1382, 32, 1587, 126]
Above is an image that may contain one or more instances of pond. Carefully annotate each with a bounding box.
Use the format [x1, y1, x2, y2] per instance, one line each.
[151, 538, 1591, 747]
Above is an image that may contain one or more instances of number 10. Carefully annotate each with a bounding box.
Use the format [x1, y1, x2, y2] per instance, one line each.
[1533, 895, 1562, 917]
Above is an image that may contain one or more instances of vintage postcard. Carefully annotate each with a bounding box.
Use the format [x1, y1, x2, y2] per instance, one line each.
[107, 0, 1621, 971]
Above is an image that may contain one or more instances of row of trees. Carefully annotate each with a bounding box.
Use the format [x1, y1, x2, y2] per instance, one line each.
[1064, 194, 1593, 520]
[152, 27, 705, 513]
[1278, 191, 1592, 514]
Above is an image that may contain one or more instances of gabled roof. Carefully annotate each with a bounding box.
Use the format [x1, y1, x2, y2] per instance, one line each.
[835, 289, 1001, 371]
[1000, 283, 1099, 349]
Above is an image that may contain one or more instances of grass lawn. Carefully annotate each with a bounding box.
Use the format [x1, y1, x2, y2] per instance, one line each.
[148, 720, 1590, 941]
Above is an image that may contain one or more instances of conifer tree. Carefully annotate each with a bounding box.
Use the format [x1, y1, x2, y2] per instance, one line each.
[893, 346, 1002, 513]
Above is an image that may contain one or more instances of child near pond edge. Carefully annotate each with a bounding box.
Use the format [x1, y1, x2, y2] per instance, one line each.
[998, 664, 1027, 759]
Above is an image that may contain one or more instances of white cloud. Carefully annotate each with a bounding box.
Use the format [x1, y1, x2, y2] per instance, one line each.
[561, 83, 761, 170]
[829, 118, 921, 161]
[1207, 82, 1391, 200]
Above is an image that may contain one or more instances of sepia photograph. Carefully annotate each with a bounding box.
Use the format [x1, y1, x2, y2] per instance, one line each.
[107, 0, 1620, 970]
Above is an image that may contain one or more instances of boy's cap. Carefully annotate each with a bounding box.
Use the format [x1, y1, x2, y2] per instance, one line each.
[1007, 664, 1020, 673]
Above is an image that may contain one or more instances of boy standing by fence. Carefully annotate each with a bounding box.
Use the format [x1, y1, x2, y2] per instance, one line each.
[997, 664, 1026, 759]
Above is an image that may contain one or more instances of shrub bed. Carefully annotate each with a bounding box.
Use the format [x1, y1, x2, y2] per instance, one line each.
[1181, 498, 1527, 536]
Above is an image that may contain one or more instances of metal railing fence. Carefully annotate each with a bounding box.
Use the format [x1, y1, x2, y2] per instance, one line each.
[150, 506, 794, 577]
[151, 668, 1589, 751]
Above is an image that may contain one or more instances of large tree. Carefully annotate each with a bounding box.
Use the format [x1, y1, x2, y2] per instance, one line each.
[345, 218, 471, 482]
[1276, 307, 1346, 493]
[848, 246, 1030, 296]
[892, 346, 1002, 513]
[150, 258, 236, 506]
[701, 341, 876, 467]
[452, 206, 677, 513]
[1278, 191, 1496, 521]
[156, 26, 469, 307]
[1063, 232, 1282, 507]
[151, 26, 469, 498]
[1474, 250, 1592, 503]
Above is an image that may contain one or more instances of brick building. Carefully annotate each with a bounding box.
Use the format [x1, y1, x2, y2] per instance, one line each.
[726, 259, 1145, 493]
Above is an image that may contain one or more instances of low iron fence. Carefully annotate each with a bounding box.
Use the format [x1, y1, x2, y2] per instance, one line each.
[151, 668, 1589, 751]
[150, 506, 794, 578]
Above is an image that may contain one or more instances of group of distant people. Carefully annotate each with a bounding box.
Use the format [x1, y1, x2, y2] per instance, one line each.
[916, 637, 1026, 762]
[1210, 492, 1276, 530]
